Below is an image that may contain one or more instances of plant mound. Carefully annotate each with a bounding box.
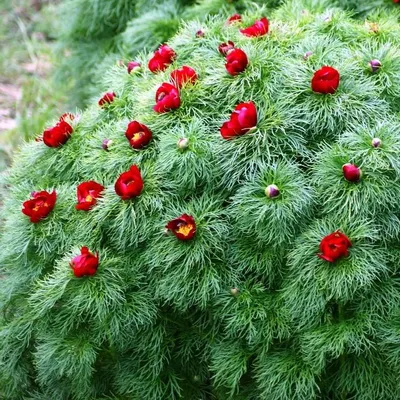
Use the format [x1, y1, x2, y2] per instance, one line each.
[1, 2, 400, 399]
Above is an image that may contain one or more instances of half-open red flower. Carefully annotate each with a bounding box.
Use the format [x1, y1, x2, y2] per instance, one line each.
[43, 119, 73, 147]
[127, 61, 141, 74]
[225, 48, 248, 76]
[22, 190, 57, 223]
[98, 92, 116, 107]
[170, 66, 198, 88]
[70, 247, 99, 277]
[75, 181, 104, 211]
[148, 44, 176, 73]
[115, 165, 144, 200]
[153, 82, 181, 113]
[166, 214, 196, 241]
[311, 66, 340, 94]
[227, 14, 241, 24]
[219, 41, 235, 56]
[220, 101, 257, 139]
[317, 231, 352, 263]
[125, 121, 152, 149]
[240, 17, 269, 37]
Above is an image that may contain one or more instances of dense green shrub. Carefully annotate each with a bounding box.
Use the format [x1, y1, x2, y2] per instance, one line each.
[1, 1, 400, 398]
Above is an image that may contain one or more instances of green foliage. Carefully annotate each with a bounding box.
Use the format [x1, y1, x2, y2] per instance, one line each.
[1, 1, 400, 399]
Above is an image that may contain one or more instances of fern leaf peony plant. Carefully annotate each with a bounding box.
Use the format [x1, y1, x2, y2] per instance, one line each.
[1, 2, 400, 399]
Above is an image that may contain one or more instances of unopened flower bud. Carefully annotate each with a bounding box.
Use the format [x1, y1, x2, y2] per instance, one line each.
[230, 288, 239, 296]
[303, 51, 313, 60]
[196, 30, 205, 38]
[102, 139, 113, 151]
[177, 138, 189, 150]
[371, 137, 382, 148]
[265, 184, 280, 198]
[127, 61, 141, 74]
[369, 59, 382, 73]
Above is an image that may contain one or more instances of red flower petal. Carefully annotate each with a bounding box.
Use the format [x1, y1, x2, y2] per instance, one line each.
[225, 48, 248, 76]
[76, 181, 104, 211]
[153, 82, 181, 113]
[170, 66, 198, 88]
[166, 214, 196, 241]
[311, 66, 340, 94]
[148, 45, 176, 73]
[22, 190, 57, 223]
[114, 165, 144, 200]
[125, 121, 152, 149]
[240, 17, 269, 37]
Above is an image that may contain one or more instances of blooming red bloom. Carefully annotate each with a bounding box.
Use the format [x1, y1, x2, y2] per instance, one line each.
[227, 14, 241, 24]
[153, 82, 181, 113]
[98, 92, 116, 107]
[43, 119, 73, 147]
[394, 0, 399, 3]
[220, 101, 257, 139]
[166, 214, 196, 241]
[115, 165, 144, 200]
[148, 44, 176, 73]
[240, 17, 269, 37]
[170, 66, 198, 88]
[75, 181, 105, 211]
[127, 61, 141, 74]
[125, 121, 152, 149]
[70, 247, 99, 278]
[311, 66, 340, 94]
[342, 163, 361, 182]
[225, 48, 248, 76]
[22, 190, 57, 223]
[218, 41, 235, 56]
[317, 231, 352, 263]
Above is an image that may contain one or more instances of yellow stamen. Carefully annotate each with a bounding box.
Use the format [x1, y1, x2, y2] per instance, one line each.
[85, 195, 93, 202]
[132, 131, 144, 141]
[176, 223, 194, 237]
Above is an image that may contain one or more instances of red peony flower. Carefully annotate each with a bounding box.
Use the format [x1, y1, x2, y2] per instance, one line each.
[115, 165, 144, 200]
[43, 119, 73, 147]
[70, 247, 99, 277]
[127, 61, 141, 74]
[148, 44, 176, 73]
[227, 14, 241, 24]
[342, 163, 361, 182]
[394, 0, 399, 3]
[125, 121, 152, 149]
[317, 231, 352, 263]
[153, 82, 181, 113]
[166, 214, 196, 241]
[311, 66, 340, 94]
[22, 190, 57, 223]
[240, 17, 269, 37]
[98, 92, 116, 107]
[225, 48, 249, 76]
[75, 181, 105, 211]
[218, 41, 235, 56]
[220, 101, 257, 139]
[170, 66, 198, 88]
